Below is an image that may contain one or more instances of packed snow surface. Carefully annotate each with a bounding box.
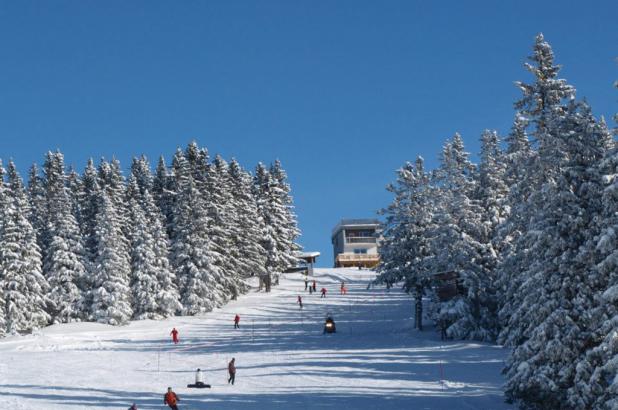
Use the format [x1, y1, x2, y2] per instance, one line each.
[0, 268, 511, 409]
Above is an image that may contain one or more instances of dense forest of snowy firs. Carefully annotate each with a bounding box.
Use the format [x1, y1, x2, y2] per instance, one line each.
[376, 34, 618, 409]
[0, 142, 300, 334]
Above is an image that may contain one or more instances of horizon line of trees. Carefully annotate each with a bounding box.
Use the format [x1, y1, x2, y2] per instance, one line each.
[376, 34, 618, 409]
[0, 141, 300, 335]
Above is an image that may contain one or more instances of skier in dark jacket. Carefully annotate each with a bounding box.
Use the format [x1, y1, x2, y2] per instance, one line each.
[234, 314, 240, 329]
[320, 287, 327, 298]
[312, 280, 317, 292]
[228, 358, 236, 385]
[304, 276, 308, 290]
[128, 404, 138, 410]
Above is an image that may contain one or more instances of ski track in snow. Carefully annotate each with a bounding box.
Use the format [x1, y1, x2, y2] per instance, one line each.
[0, 268, 511, 409]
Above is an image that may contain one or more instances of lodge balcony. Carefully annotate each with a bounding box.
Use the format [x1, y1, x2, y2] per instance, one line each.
[335, 253, 380, 268]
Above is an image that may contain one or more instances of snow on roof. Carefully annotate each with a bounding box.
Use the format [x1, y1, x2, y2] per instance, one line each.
[298, 251, 320, 258]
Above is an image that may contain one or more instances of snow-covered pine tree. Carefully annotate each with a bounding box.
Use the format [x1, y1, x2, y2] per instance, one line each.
[42, 151, 87, 323]
[153, 155, 174, 237]
[428, 134, 497, 341]
[80, 159, 100, 263]
[90, 191, 133, 325]
[0, 161, 50, 334]
[97, 158, 130, 254]
[496, 114, 537, 343]
[253, 163, 280, 291]
[504, 100, 611, 409]
[228, 159, 268, 281]
[564, 104, 618, 409]
[498, 34, 576, 347]
[207, 155, 248, 300]
[170, 150, 223, 314]
[27, 163, 48, 253]
[127, 160, 181, 319]
[376, 156, 436, 330]
[270, 160, 302, 269]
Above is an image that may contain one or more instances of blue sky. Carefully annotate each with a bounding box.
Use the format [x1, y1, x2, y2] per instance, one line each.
[0, 1, 616, 266]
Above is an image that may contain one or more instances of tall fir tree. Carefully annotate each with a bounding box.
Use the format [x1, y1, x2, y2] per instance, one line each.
[90, 192, 133, 325]
[1, 161, 50, 334]
[42, 152, 87, 322]
[504, 100, 611, 409]
[228, 159, 268, 281]
[376, 157, 436, 330]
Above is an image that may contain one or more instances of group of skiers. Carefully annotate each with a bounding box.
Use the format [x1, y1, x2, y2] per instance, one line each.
[132, 275, 350, 409]
[299, 278, 347, 309]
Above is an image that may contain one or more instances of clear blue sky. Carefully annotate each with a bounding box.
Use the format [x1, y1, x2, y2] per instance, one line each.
[0, 1, 616, 266]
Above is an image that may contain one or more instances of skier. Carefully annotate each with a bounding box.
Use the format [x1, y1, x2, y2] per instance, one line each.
[163, 387, 180, 410]
[309, 285, 313, 294]
[312, 280, 317, 292]
[170, 327, 179, 344]
[304, 276, 308, 291]
[297, 295, 303, 309]
[320, 287, 327, 298]
[340, 281, 346, 295]
[128, 404, 138, 410]
[228, 358, 236, 385]
[234, 314, 240, 329]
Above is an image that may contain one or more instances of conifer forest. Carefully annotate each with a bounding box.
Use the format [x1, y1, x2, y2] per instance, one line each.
[0, 142, 300, 332]
[376, 34, 618, 409]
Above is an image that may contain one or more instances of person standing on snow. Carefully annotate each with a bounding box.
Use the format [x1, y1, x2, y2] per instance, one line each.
[170, 327, 179, 344]
[304, 276, 308, 291]
[312, 280, 317, 292]
[163, 387, 180, 410]
[128, 404, 138, 410]
[297, 295, 303, 309]
[321, 287, 327, 298]
[228, 358, 236, 385]
[234, 314, 240, 329]
[340, 281, 346, 295]
[195, 368, 205, 387]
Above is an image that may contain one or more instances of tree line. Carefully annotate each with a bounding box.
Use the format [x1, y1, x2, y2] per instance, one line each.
[0, 142, 300, 335]
[376, 34, 618, 409]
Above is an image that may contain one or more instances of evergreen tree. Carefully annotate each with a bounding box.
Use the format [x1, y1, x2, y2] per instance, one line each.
[0, 161, 50, 333]
[90, 192, 133, 325]
[498, 34, 577, 347]
[504, 100, 611, 409]
[127, 161, 181, 319]
[27, 163, 48, 252]
[152, 155, 174, 237]
[428, 134, 497, 341]
[228, 159, 268, 281]
[207, 155, 243, 300]
[170, 151, 223, 314]
[42, 152, 87, 322]
[376, 157, 436, 330]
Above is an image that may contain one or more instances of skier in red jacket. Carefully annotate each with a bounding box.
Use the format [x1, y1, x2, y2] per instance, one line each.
[163, 387, 180, 410]
[234, 314, 240, 329]
[170, 328, 179, 344]
[321, 287, 327, 298]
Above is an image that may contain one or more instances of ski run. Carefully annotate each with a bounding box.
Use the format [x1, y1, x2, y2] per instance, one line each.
[0, 268, 510, 409]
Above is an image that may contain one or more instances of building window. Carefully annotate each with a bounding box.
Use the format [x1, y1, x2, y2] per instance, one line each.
[353, 249, 367, 254]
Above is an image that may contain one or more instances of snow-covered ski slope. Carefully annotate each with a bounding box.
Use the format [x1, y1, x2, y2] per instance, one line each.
[0, 268, 511, 409]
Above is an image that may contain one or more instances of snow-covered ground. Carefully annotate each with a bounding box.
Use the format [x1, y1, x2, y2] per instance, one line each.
[0, 268, 511, 409]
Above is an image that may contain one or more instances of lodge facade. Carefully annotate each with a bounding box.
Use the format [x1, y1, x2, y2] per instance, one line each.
[331, 218, 382, 268]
